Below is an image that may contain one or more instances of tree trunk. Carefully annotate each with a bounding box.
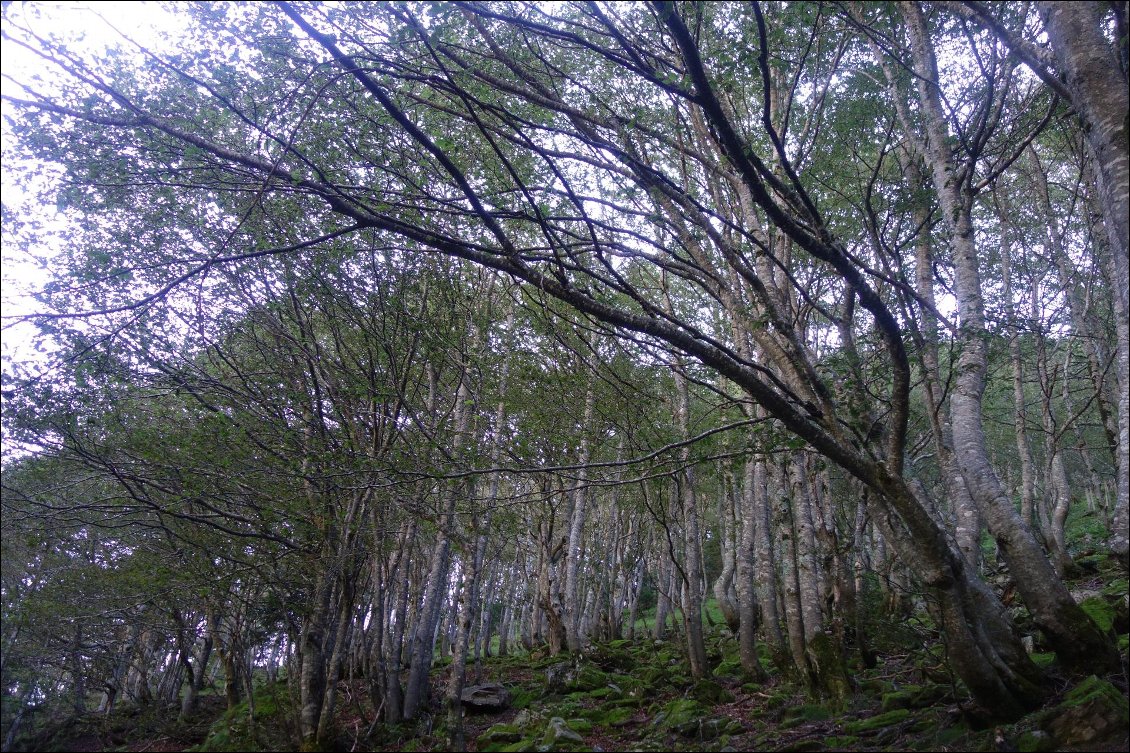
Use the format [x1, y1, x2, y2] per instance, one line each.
[999, 222, 1038, 529]
[1040, 0, 1130, 569]
[902, 0, 1119, 675]
[751, 455, 787, 667]
[563, 372, 596, 652]
[672, 366, 709, 678]
[713, 469, 741, 635]
[736, 458, 767, 680]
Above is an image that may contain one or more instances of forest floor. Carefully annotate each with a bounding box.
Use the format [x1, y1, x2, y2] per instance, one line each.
[12, 552, 1130, 753]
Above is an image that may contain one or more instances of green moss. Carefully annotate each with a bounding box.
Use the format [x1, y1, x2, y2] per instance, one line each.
[638, 666, 669, 686]
[881, 683, 949, 711]
[859, 677, 894, 696]
[843, 708, 910, 735]
[1030, 652, 1056, 668]
[1102, 578, 1129, 599]
[713, 658, 743, 678]
[585, 705, 635, 726]
[478, 723, 523, 745]
[1079, 597, 1117, 633]
[764, 690, 795, 709]
[781, 703, 831, 729]
[823, 735, 859, 747]
[564, 718, 591, 735]
[690, 678, 734, 705]
[932, 726, 971, 748]
[881, 690, 916, 711]
[1061, 675, 1127, 714]
[510, 687, 538, 709]
[652, 698, 709, 737]
[1016, 730, 1056, 752]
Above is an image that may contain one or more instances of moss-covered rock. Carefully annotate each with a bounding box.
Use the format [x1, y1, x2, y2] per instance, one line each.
[859, 677, 894, 696]
[1041, 675, 1129, 749]
[1016, 729, 1056, 752]
[781, 703, 832, 729]
[764, 690, 795, 709]
[544, 659, 610, 696]
[880, 683, 948, 711]
[690, 678, 735, 705]
[713, 658, 744, 679]
[478, 723, 523, 745]
[588, 643, 636, 672]
[843, 708, 910, 735]
[650, 698, 742, 741]
[601, 705, 637, 728]
[539, 716, 584, 750]
[826, 734, 860, 747]
[564, 718, 591, 735]
[637, 666, 670, 687]
[1079, 596, 1117, 634]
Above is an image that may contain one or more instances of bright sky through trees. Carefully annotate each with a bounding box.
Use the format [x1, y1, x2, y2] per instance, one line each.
[2, 3, 183, 381]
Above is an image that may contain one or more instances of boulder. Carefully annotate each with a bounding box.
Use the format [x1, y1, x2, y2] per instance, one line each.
[461, 682, 512, 713]
[544, 658, 609, 695]
[1041, 675, 1129, 749]
[540, 716, 584, 750]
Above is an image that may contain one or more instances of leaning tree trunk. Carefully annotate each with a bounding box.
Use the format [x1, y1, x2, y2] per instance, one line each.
[1040, 1, 1130, 568]
[902, 0, 1120, 676]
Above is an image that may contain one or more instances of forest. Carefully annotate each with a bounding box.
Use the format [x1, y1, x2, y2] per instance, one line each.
[0, 2, 1127, 751]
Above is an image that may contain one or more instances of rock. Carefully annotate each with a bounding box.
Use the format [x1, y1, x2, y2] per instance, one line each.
[513, 709, 540, 728]
[881, 683, 949, 711]
[1041, 675, 1129, 749]
[691, 678, 735, 705]
[544, 661, 578, 695]
[540, 716, 584, 750]
[652, 698, 709, 736]
[544, 658, 610, 696]
[843, 708, 910, 735]
[478, 723, 523, 745]
[461, 682, 511, 712]
[1016, 729, 1055, 752]
[597, 706, 635, 727]
[781, 703, 831, 729]
[650, 698, 740, 740]
[588, 642, 636, 672]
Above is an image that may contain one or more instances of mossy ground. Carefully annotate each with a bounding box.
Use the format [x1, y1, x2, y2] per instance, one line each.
[10, 552, 1129, 752]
